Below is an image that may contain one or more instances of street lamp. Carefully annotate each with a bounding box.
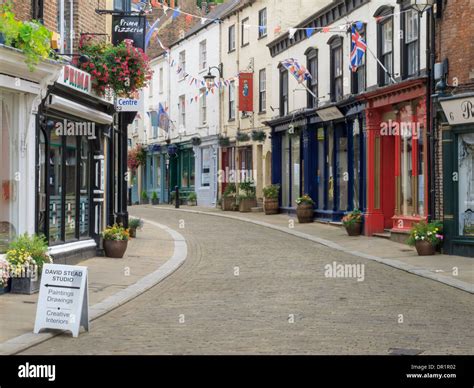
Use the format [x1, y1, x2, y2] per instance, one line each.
[410, 0, 435, 15]
[203, 64, 223, 89]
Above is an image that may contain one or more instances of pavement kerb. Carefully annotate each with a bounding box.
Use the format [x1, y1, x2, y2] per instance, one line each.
[156, 207, 473, 294]
[0, 220, 187, 355]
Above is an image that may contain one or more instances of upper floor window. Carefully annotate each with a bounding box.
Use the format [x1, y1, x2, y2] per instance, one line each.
[305, 48, 318, 108]
[259, 69, 266, 113]
[114, 0, 131, 11]
[351, 24, 367, 94]
[199, 40, 207, 71]
[200, 88, 207, 125]
[57, 0, 74, 53]
[279, 67, 289, 117]
[159, 67, 164, 94]
[179, 95, 186, 128]
[32, 0, 44, 22]
[402, 8, 420, 78]
[375, 7, 394, 86]
[328, 36, 344, 102]
[229, 81, 236, 120]
[258, 8, 267, 38]
[228, 25, 236, 52]
[179, 51, 186, 80]
[241, 17, 250, 46]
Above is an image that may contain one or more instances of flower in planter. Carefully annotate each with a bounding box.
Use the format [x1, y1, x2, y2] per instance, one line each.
[223, 183, 237, 198]
[102, 224, 129, 241]
[263, 184, 280, 199]
[251, 129, 267, 142]
[342, 209, 363, 227]
[5, 233, 52, 277]
[218, 135, 230, 147]
[407, 221, 443, 247]
[0, 259, 10, 288]
[129, 218, 144, 230]
[236, 131, 250, 142]
[295, 194, 314, 206]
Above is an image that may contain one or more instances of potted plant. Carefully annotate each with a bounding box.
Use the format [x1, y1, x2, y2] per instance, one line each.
[238, 180, 257, 212]
[262, 184, 280, 215]
[295, 194, 314, 223]
[128, 218, 143, 238]
[140, 191, 149, 205]
[222, 183, 236, 211]
[102, 224, 129, 258]
[187, 192, 197, 206]
[236, 131, 250, 142]
[6, 234, 52, 294]
[218, 135, 230, 147]
[251, 129, 267, 142]
[0, 259, 10, 294]
[407, 221, 443, 256]
[342, 209, 363, 236]
[151, 191, 159, 205]
[191, 136, 201, 146]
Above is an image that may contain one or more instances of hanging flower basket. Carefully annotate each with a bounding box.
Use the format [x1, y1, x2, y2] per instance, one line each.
[191, 137, 202, 146]
[236, 131, 250, 142]
[127, 144, 147, 171]
[167, 144, 178, 156]
[218, 135, 230, 147]
[251, 129, 267, 142]
[77, 36, 153, 98]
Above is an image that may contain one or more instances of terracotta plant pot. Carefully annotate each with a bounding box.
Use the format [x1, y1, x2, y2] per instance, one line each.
[239, 198, 257, 212]
[129, 228, 137, 238]
[415, 240, 436, 256]
[296, 203, 314, 223]
[221, 197, 236, 211]
[344, 221, 362, 236]
[103, 239, 128, 258]
[264, 198, 279, 215]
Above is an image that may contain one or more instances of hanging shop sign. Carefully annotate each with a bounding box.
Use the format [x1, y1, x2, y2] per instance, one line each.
[112, 15, 146, 50]
[440, 95, 474, 126]
[316, 106, 344, 121]
[34, 264, 89, 338]
[238, 72, 253, 112]
[115, 91, 144, 112]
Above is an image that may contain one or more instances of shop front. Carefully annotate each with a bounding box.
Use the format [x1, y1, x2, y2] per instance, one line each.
[362, 78, 428, 236]
[439, 93, 474, 257]
[0, 46, 62, 254]
[194, 138, 218, 207]
[168, 143, 195, 202]
[35, 66, 115, 261]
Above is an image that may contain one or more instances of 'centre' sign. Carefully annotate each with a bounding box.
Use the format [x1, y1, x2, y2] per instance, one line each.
[34, 264, 89, 338]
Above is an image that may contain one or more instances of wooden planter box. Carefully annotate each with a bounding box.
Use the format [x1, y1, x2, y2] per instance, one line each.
[221, 197, 236, 211]
[239, 198, 257, 212]
[296, 204, 314, 223]
[11, 275, 41, 295]
[263, 198, 279, 215]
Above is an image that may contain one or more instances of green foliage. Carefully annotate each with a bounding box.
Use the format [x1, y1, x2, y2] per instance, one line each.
[188, 192, 197, 201]
[342, 209, 363, 227]
[223, 183, 236, 198]
[239, 180, 256, 199]
[141, 191, 148, 200]
[251, 129, 267, 142]
[102, 224, 129, 241]
[263, 184, 280, 199]
[0, 3, 53, 71]
[129, 218, 143, 230]
[407, 221, 443, 246]
[218, 135, 230, 147]
[151, 191, 158, 200]
[6, 233, 52, 272]
[236, 131, 250, 142]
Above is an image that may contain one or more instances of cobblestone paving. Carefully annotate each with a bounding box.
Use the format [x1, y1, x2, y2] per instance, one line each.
[22, 208, 474, 355]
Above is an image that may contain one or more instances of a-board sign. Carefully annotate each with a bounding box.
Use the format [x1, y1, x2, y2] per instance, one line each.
[34, 264, 89, 338]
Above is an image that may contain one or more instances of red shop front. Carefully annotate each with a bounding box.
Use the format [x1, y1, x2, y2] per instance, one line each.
[362, 79, 429, 236]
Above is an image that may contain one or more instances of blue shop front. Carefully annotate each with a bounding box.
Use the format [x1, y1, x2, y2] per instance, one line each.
[268, 100, 366, 221]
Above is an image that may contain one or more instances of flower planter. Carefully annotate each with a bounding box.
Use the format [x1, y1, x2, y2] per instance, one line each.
[296, 204, 314, 223]
[221, 197, 236, 211]
[344, 221, 362, 236]
[263, 198, 279, 215]
[140, 198, 149, 205]
[415, 240, 436, 256]
[103, 240, 128, 258]
[239, 198, 257, 213]
[129, 228, 137, 238]
[187, 200, 197, 206]
[151, 199, 159, 205]
[11, 275, 41, 295]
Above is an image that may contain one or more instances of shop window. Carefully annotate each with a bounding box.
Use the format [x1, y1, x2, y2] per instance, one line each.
[79, 137, 90, 238]
[49, 127, 63, 243]
[201, 147, 211, 187]
[327, 126, 334, 209]
[458, 133, 474, 236]
[317, 127, 325, 208]
[402, 8, 420, 79]
[337, 126, 348, 211]
[417, 126, 425, 216]
[282, 134, 290, 207]
[291, 136, 301, 208]
[353, 120, 361, 209]
[400, 130, 414, 216]
[37, 129, 47, 238]
[64, 136, 77, 241]
[0, 92, 19, 253]
[305, 48, 318, 108]
[180, 149, 195, 189]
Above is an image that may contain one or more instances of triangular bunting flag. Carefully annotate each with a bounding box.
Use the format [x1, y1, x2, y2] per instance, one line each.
[306, 28, 315, 38]
[289, 28, 297, 39]
[172, 7, 180, 20]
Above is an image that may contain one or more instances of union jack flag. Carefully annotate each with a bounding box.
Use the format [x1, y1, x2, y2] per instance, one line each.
[280, 58, 312, 84]
[350, 24, 367, 73]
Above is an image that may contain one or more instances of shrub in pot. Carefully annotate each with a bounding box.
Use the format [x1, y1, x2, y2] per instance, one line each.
[342, 209, 363, 236]
[128, 218, 143, 238]
[221, 183, 236, 211]
[295, 194, 314, 223]
[187, 192, 197, 206]
[238, 180, 257, 212]
[262, 184, 280, 215]
[140, 191, 149, 205]
[102, 224, 129, 258]
[151, 191, 159, 205]
[407, 221, 443, 256]
[6, 233, 53, 294]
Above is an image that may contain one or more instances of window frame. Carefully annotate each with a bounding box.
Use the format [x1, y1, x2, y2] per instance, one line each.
[258, 8, 267, 39]
[179, 50, 186, 81]
[179, 95, 186, 128]
[200, 88, 207, 125]
[228, 24, 236, 52]
[258, 68, 266, 113]
[401, 7, 420, 79]
[241, 17, 250, 47]
[375, 6, 394, 86]
[328, 36, 344, 103]
[279, 66, 289, 117]
[199, 40, 207, 71]
[305, 48, 318, 108]
[351, 23, 367, 94]
[229, 81, 236, 120]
